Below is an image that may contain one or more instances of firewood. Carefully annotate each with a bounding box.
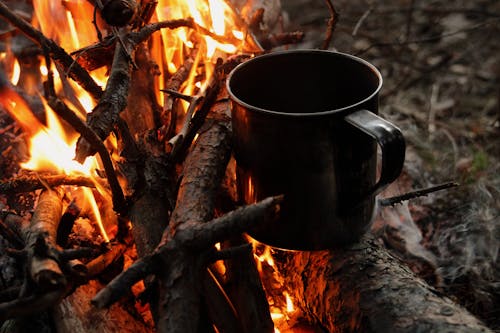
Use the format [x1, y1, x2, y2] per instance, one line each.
[258, 31, 305, 50]
[0, 189, 67, 321]
[25, 188, 66, 290]
[275, 234, 493, 333]
[43, 72, 126, 212]
[74, 18, 207, 163]
[91, 196, 282, 307]
[74, 31, 134, 163]
[223, 236, 275, 333]
[53, 280, 151, 333]
[321, 0, 339, 50]
[0, 174, 95, 194]
[121, 43, 161, 136]
[159, 47, 197, 141]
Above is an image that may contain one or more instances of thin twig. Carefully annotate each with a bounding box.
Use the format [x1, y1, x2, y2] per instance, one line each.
[160, 46, 198, 141]
[161, 89, 195, 103]
[352, 7, 372, 36]
[92, 196, 282, 309]
[356, 19, 499, 55]
[322, 0, 339, 50]
[42, 51, 126, 213]
[0, 174, 95, 194]
[379, 182, 459, 207]
[167, 69, 220, 160]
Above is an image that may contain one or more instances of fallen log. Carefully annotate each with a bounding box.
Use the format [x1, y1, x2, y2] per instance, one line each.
[274, 234, 493, 333]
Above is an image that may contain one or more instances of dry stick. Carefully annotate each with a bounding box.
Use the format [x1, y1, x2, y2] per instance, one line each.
[0, 2, 103, 100]
[166, 74, 216, 157]
[131, 18, 240, 46]
[160, 48, 197, 140]
[258, 31, 305, 50]
[0, 174, 95, 194]
[74, 18, 203, 163]
[223, 235, 275, 333]
[355, 19, 499, 55]
[43, 65, 126, 213]
[155, 91, 236, 333]
[321, 0, 339, 50]
[352, 7, 373, 36]
[86, 242, 128, 278]
[169, 69, 221, 162]
[379, 182, 459, 207]
[91, 196, 282, 307]
[75, 31, 134, 163]
[25, 188, 66, 290]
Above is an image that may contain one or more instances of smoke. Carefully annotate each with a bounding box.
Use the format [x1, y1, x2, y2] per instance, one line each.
[374, 200, 438, 270]
[433, 180, 499, 312]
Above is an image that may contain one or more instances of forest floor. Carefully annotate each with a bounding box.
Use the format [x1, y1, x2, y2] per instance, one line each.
[281, 0, 499, 329]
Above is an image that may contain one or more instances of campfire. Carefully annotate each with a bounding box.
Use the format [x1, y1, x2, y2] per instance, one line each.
[0, 1, 496, 333]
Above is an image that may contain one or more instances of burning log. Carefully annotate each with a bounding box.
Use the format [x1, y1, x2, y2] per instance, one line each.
[273, 234, 493, 333]
[25, 188, 66, 290]
[0, 174, 95, 194]
[0, 188, 67, 321]
[53, 280, 151, 333]
[91, 86, 278, 332]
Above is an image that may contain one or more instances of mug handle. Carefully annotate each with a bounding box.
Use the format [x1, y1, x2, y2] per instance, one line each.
[344, 109, 406, 196]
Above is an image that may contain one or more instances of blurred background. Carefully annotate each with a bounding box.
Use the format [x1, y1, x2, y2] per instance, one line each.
[280, 0, 499, 329]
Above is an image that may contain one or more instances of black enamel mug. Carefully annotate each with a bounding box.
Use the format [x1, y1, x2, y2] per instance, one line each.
[227, 50, 406, 250]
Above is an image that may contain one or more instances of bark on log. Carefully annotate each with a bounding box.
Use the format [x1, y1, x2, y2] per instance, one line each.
[275, 234, 493, 333]
[155, 89, 234, 333]
[53, 280, 151, 333]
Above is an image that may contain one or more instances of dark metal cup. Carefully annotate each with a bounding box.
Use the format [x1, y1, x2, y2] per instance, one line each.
[227, 50, 406, 250]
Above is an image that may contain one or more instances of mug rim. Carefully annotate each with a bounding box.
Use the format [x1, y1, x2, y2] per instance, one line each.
[226, 49, 383, 117]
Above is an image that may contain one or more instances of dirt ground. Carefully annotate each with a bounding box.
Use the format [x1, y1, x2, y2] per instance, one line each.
[281, 0, 499, 329]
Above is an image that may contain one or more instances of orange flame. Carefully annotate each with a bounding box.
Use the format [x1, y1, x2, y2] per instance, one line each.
[249, 238, 297, 330]
[0, 86, 109, 242]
